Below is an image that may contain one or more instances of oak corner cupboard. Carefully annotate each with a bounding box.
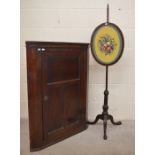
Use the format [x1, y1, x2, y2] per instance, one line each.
[26, 41, 89, 151]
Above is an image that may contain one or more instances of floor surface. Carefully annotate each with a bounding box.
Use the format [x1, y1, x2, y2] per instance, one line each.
[20, 119, 135, 155]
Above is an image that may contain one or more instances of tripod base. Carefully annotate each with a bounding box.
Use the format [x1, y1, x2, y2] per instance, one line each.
[87, 113, 122, 139]
[88, 66, 122, 139]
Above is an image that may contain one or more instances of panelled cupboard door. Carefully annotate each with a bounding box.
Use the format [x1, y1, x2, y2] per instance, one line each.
[26, 42, 88, 151]
[42, 48, 86, 142]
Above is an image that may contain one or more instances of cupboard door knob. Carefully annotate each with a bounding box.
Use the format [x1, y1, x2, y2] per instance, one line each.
[44, 96, 48, 101]
[41, 48, 46, 51]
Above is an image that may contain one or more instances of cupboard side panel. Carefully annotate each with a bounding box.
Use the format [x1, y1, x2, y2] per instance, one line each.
[26, 47, 43, 150]
[79, 47, 88, 122]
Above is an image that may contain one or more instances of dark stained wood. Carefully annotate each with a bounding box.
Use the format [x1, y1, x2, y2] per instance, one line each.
[26, 42, 89, 151]
[26, 41, 88, 48]
[26, 47, 43, 149]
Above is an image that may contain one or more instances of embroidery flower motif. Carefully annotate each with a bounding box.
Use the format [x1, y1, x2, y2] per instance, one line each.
[98, 34, 117, 55]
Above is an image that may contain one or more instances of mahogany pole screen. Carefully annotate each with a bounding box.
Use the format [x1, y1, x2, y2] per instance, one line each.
[88, 4, 124, 139]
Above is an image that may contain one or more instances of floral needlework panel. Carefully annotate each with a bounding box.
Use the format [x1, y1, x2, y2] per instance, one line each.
[98, 34, 117, 55]
[91, 23, 124, 65]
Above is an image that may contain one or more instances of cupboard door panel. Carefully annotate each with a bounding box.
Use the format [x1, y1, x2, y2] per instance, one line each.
[47, 57, 79, 83]
[63, 83, 80, 125]
[42, 48, 82, 141]
[46, 86, 63, 133]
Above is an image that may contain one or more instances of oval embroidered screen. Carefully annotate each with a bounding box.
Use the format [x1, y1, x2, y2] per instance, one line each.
[91, 23, 124, 65]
